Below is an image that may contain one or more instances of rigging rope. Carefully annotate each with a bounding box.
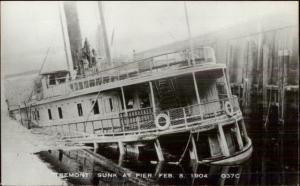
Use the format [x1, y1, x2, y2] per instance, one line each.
[84, 89, 102, 125]
[26, 47, 52, 103]
[177, 132, 193, 164]
[263, 43, 276, 129]
[264, 88, 273, 129]
[39, 47, 52, 75]
[23, 47, 52, 122]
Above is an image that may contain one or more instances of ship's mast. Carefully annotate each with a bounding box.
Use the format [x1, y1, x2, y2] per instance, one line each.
[184, 2, 200, 106]
[98, 1, 112, 64]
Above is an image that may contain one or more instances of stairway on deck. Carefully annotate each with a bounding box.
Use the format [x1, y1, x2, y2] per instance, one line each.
[155, 79, 179, 110]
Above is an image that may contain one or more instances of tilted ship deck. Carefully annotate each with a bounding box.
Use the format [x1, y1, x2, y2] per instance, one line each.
[10, 47, 252, 165]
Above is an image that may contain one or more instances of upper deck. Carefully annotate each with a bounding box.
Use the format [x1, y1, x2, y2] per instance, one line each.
[28, 47, 225, 106]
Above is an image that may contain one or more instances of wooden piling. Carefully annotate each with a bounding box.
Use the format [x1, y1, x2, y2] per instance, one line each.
[278, 49, 289, 125]
[189, 135, 199, 162]
[154, 161, 164, 177]
[118, 141, 125, 156]
[154, 139, 164, 161]
[93, 141, 99, 153]
[126, 144, 140, 155]
[118, 153, 124, 166]
[241, 120, 249, 138]
[235, 120, 244, 150]
[217, 124, 230, 157]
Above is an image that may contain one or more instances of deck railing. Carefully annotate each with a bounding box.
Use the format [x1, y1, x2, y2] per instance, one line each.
[68, 47, 216, 92]
[42, 96, 241, 140]
[160, 96, 240, 128]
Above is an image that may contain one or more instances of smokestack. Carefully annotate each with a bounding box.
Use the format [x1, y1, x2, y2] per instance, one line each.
[98, 1, 112, 64]
[63, 2, 82, 70]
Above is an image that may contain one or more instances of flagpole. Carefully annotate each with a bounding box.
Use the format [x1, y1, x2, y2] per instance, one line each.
[184, 2, 195, 66]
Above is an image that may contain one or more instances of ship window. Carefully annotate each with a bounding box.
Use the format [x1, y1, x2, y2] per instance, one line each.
[194, 48, 205, 63]
[216, 81, 227, 98]
[204, 48, 215, 62]
[92, 100, 100, 114]
[57, 77, 66, 84]
[109, 98, 113, 111]
[89, 80, 95, 87]
[96, 78, 102, 85]
[70, 84, 74, 90]
[79, 82, 83, 89]
[48, 109, 52, 120]
[84, 81, 89, 88]
[140, 95, 150, 108]
[49, 74, 56, 85]
[32, 111, 35, 120]
[103, 76, 109, 83]
[58, 107, 63, 119]
[77, 103, 83, 116]
[127, 99, 134, 109]
[74, 83, 78, 90]
[36, 110, 40, 120]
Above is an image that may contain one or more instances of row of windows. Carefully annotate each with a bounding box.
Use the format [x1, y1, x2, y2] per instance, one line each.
[69, 75, 119, 91]
[47, 107, 63, 120]
[70, 78, 101, 91]
[45, 98, 115, 120]
[32, 110, 40, 120]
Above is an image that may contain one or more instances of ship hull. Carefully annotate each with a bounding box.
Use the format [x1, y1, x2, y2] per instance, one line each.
[141, 116, 252, 165]
[202, 137, 252, 165]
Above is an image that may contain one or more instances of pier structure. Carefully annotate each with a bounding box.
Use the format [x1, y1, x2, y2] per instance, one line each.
[135, 14, 298, 128]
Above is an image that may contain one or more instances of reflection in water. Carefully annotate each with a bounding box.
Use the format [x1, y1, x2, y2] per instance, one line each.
[36, 120, 298, 185]
[37, 149, 246, 185]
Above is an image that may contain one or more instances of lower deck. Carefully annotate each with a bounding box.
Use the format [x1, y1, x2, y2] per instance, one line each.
[37, 106, 251, 165]
[39, 96, 241, 143]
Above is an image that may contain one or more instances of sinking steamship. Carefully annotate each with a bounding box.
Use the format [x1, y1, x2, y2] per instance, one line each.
[9, 2, 252, 164]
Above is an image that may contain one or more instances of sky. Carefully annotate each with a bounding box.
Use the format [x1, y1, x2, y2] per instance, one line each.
[1, 1, 298, 76]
